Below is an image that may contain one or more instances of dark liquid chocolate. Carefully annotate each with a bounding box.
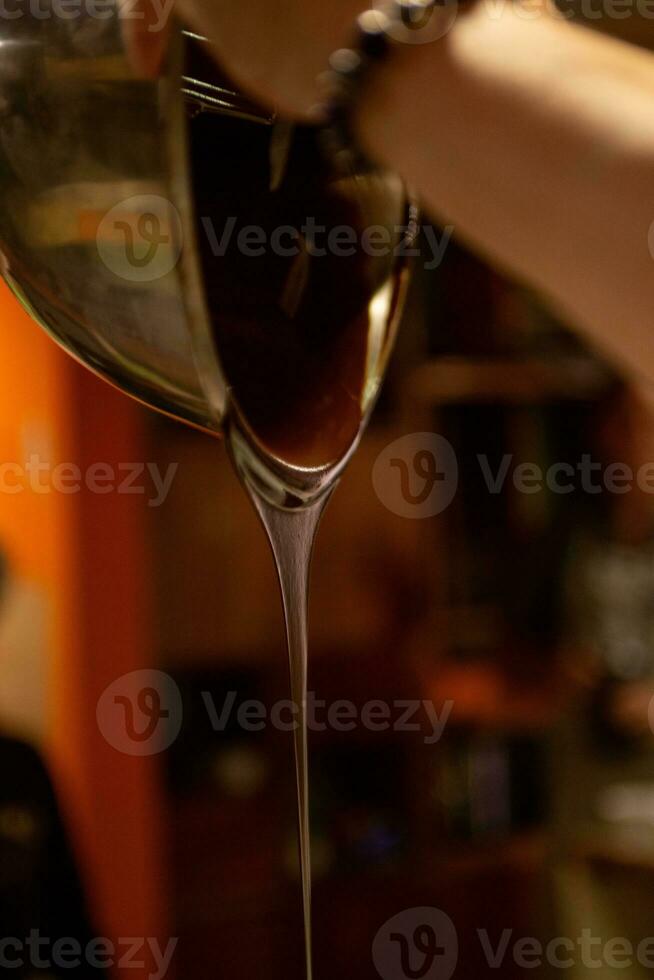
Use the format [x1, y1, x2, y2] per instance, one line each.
[190, 112, 377, 469]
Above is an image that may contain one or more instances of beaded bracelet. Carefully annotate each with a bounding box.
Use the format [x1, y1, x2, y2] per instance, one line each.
[317, 0, 453, 170]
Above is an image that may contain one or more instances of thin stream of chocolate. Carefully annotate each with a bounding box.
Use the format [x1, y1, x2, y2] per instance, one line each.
[246, 489, 331, 980]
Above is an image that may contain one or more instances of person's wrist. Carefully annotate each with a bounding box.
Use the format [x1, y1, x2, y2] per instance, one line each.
[352, 11, 455, 172]
[259, 0, 377, 119]
[293, 0, 373, 116]
[175, 0, 368, 119]
[351, 1, 513, 175]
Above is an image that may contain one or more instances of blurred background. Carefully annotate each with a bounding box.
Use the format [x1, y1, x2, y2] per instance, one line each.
[0, 9, 653, 980]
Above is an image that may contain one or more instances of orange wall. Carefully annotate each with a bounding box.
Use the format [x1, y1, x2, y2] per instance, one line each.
[0, 282, 168, 978]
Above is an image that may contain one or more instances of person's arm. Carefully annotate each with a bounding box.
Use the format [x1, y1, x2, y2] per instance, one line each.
[136, 0, 654, 384]
[359, 4, 654, 386]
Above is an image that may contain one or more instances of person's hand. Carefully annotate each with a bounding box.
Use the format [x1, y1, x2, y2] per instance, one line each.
[124, 0, 367, 118]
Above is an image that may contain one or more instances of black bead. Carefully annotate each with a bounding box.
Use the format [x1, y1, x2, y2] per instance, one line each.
[357, 11, 392, 62]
